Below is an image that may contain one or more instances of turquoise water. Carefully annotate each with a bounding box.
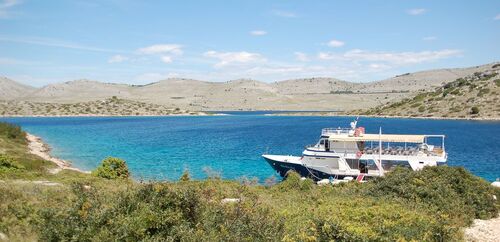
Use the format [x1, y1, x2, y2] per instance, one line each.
[1, 115, 499, 181]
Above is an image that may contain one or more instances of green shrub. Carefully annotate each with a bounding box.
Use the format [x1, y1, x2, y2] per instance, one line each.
[38, 182, 285, 241]
[477, 88, 490, 97]
[494, 79, 500, 87]
[410, 102, 421, 108]
[92, 157, 130, 179]
[418, 106, 425, 112]
[179, 170, 190, 181]
[311, 198, 450, 241]
[0, 122, 26, 143]
[471, 106, 480, 114]
[276, 171, 314, 191]
[367, 166, 499, 223]
[0, 154, 24, 171]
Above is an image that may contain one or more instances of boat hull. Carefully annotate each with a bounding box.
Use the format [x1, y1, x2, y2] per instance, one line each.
[262, 154, 354, 180]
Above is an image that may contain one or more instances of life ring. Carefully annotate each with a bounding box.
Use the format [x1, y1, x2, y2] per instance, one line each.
[354, 127, 365, 137]
[356, 151, 363, 159]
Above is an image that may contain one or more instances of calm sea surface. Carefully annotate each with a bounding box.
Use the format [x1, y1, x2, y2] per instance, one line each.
[1, 114, 499, 181]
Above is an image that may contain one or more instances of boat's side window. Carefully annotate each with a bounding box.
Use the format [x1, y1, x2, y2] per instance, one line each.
[319, 139, 325, 146]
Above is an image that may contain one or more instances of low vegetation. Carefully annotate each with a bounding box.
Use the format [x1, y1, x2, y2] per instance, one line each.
[92, 157, 130, 179]
[0, 97, 204, 116]
[352, 67, 500, 119]
[0, 122, 499, 241]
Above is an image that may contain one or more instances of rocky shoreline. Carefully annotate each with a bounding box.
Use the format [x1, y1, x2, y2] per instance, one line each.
[26, 133, 88, 174]
[266, 112, 500, 121]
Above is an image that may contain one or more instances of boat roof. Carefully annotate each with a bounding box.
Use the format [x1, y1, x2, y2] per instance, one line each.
[328, 134, 427, 143]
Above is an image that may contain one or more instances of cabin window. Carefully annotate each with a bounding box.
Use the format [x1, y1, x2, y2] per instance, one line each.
[320, 139, 325, 145]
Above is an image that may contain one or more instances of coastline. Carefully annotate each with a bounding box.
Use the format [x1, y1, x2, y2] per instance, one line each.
[1, 111, 498, 120]
[265, 112, 500, 121]
[26, 133, 89, 174]
[0, 112, 213, 118]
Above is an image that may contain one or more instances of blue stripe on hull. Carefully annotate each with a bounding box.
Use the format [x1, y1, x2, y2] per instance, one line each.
[263, 157, 354, 181]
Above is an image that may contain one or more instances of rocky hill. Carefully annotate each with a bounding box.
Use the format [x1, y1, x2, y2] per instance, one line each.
[1, 62, 498, 112]
[0, 77, 36, 100]
[0, 97, 205, 116]
[354, 64, 500, 119]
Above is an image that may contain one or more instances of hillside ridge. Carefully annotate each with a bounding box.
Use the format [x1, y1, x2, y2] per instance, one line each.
[352, 64, 500, 119]
[1, 62, 499, 111]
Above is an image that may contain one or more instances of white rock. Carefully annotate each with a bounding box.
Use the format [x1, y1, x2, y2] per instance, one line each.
[317, 179, 330, 186]
[491, 181, 500, 188]
[0, 232, 7, 240]
[221, 198, 240, 204]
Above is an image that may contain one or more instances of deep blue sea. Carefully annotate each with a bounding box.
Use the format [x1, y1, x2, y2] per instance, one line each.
[1, 114, 499, 182]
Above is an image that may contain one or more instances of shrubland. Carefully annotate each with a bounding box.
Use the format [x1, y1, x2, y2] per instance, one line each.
[0, 122, 499, 241]
[353, 67, 500, 119]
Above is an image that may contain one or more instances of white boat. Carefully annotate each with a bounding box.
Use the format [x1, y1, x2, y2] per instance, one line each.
[262, 118, 447, 181]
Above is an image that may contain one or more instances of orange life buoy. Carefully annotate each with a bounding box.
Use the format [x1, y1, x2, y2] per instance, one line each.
[356, 151, 363, 159]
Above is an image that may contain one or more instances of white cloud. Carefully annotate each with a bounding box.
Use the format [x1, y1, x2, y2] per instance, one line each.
[318, 49, 462, 65]
[203, 50, 266, 68]
[160, 56, 172, 63]
[250, 30, 267, 36]
[0, 0, 21, 18]
[136, 44, 183, 64]
[407, 8, 427, 15]
[272, 10, 297, 18]
[137, 44, 183, 55]
[318, 52, 338, 60]
[422, 36, 437, 41]
[0, 35, 123, 53]
[494, 14, 500, 20]
[108, 55, 128, 63]
[327, 39, 345, 47]
[294, 52, 309, 62]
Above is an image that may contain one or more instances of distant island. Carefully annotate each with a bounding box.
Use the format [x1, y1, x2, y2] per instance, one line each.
[1, 62, 499, 119]
[352, 67, 499, 119]
[0, 96, 207, 117]
[276, 64, 500, 120]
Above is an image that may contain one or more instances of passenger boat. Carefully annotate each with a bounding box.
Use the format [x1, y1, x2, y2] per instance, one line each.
[262, 119, 447, 181]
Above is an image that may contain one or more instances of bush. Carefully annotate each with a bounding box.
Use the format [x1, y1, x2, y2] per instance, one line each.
[0, 122, 26, 143]
[470, 106, 480, 114]
[179, 170, 190, 181]
[276, 171, 314, 191]
[477, 88, 490, 97]
[0, 154, 24, 171]
[38, 182, 285, 241]
[92, 157, 130, 179]
[367, 166, 499, 223]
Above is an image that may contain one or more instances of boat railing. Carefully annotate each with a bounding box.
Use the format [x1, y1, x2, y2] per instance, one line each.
[321, 128, 352, 136]
[362, 145, 445, 156]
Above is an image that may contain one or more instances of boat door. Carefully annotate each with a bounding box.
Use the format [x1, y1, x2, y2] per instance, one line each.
[359, 160, 368, 174]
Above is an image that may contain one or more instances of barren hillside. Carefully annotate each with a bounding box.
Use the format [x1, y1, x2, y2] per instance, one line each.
[0, 77, 36, 100]
[353, 64, 500, 119]
[1, 62, 498, 112]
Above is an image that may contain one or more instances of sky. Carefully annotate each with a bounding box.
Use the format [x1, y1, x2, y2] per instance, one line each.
[0, 0, 499, 87]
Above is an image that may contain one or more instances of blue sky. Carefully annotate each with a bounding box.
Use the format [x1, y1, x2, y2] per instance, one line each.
[0, 0, 499, 86]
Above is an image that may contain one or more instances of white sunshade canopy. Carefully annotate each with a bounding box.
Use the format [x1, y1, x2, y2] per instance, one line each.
[328, 134, 426, 143]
